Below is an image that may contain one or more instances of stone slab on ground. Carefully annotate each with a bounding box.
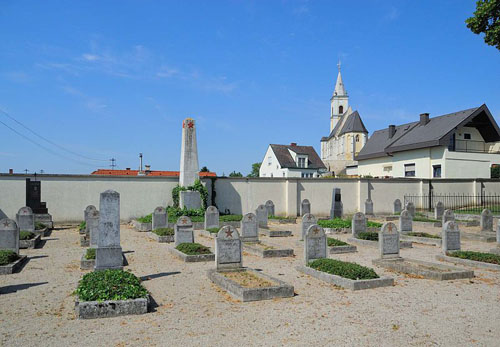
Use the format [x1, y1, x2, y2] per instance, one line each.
[461, 232, 496, 243]
[373, 258, 474, 280]
[384, 216, 399, 221]
[207, 268, 294, 302]
[400, 235, 442, 247]
[33, 227, 50, 237]
[269, 218, 297, 224]
[147, 232, 174, 243]
[436, 254, 500, 271]
[132, 220, 152, 232]
[413, 221, 442, 228]
[80, 253, 128, 270]
[456, 220, 480, 227]
[329, 245, 357, 254]
[197, 230, 217, 239]
[296, 265, 394, 291]
[0, 255, 28, 275]
[34, 214, 53, 229]
[260, 229, 292, 237]
[347, 237, 413, 249]
[242, 242, 294, 258]
[169, 247, 215, 263]
[75, 296, 149, 319]
[19, 234, 42, 249]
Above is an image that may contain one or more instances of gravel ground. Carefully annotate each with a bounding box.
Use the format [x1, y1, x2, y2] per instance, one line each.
[1, 220, 499, 347]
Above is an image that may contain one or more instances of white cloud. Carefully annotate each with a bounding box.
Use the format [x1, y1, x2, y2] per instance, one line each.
[82, 53, 100, 61]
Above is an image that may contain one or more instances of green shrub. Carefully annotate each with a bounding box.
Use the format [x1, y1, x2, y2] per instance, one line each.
[85, 248, 96, 260]
[308, 258, 379, 280]
[357, 232, 379, 241]
[318, 218, 381, 229]
[167, 207, 205, 223]
[19, 231, 35, 240]
[220, 215, 243, 222]
[35, 222, 47, 230]
[367, 221, 383, 228]
[75, 269, 148, 302]
[0, 250, 19, 266]
[327, 238, 348, 247]
[79, 221, 86, 231]
[447, 251, 500, 265]
[172, 179, 208, 209]
[176, 243, 212, 255]
[153, 227, 174, 236]
[206, 227, 220, 234]
[407, 232, 441, 239]
[137, 214, 152, 223]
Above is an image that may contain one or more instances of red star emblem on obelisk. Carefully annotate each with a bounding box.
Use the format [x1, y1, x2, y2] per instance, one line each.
[187, 121, 194, 129]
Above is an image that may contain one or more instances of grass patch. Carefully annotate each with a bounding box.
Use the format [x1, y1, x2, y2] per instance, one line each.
[152, 227, 174, 236]
[455, 206, 500, 214]
[138, 207, 242, 224]
[407, 232, 441, 239]
[308, 258, 379, 280]
[20, 231, 36, 240]
[85, 248, 96, 260]
[35, 222, 47, 230]
[79, 221, 86, 232]
[176, 243, 212, 255]
[269, 215, 293, 220]
[221, 270, 275, 288]
[447, 251, 500, 265]
[206, 227, 220, 234]
[75, 269, 148, 302]
[137, 214, 152, 223]
[220, 215, 243, 222]
[357, 232, 379, 241]
[0, 250, 19, 266]
[413, 215, 439, 223]
[327, 237, 348, 247]
[318, 218, 382, 229]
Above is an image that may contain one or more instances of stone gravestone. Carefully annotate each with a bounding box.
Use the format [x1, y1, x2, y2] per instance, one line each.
[0, 218, 19, 255]
[304, 224, 327, 264]
[152, 207, 168, 230]
[265, 200, 275, 217]
[301, 213, 317, 241]
[434, 201, 444, 220]
[379, 222, 400, 259]
[442, 220, 461, 252]
[405, 201, 415, 218]
[204, 206, 219, 230]
[301, 199, 311, 216]
[480, 209, 493, 232]
[255, 205, 268, 228]
[179, 191, 202, 210]
[25, 178, 48, 214]
[393, 199, 402, 214]
[399, 210, 412, 234]
[84, 205, 97, 235]
[240, 213, 258, 242]
[16, 206, 34, 232]
[330, 188, 343, 219]
[95, 190, 123, 270]
[88, 209, 99, 248]
[364, 199, 374, 216]
[442, 209, 455, 227]
[497, 221, 500, 247]
[215, 225, 242, 270]
[174, 216, 194, 246]
[352, 212, 366, 238]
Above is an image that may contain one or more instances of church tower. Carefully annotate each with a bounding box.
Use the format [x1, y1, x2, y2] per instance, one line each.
[330, 61, 349, 132]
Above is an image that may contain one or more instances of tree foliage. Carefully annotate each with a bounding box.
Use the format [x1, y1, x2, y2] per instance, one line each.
[466, 0, 500, 50]
[229, 171, 243, 177]
[247, 162, 261, 177]
[491, 165, 500, 178]
[200, 166, 209, 172]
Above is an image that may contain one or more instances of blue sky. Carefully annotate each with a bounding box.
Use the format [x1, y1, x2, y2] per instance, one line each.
[1, 0, 499, 175]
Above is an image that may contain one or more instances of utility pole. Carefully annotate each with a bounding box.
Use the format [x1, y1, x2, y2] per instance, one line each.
[139, 153, 143, 172]
[24, 169, 28, 174]
[110, 158, 116, 169]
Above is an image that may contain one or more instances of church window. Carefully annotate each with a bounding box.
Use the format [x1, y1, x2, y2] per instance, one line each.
[355, 135, 360, 142]
[339, 105, 343, 114]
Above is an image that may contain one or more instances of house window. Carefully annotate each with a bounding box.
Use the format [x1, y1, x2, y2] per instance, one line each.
[464, 133, 471, 140]
[404, 163, 416, 177]
[355, 135, 360, 142]
[433, 165, 441, 178]
[383, 165, 392, 172]
[339, 105, 343, 114]
[298, 158, 306, 168]
[283, 172, 285, 177]
[268, 156, 272, 166]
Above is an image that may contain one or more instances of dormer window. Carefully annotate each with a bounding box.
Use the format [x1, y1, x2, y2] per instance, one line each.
[298, 158, 306, 168]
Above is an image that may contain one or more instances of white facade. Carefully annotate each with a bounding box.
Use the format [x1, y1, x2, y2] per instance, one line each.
[259, 145, 323, 178]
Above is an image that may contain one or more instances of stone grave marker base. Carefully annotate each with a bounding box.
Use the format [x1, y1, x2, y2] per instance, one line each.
[34, 214, 53, 229]
[168, 247, 215, 262]
[372, 258, 474, 280]
[75, 295, 150, 319]
[207, 268, 294, 302]
[436, 253, 500, 271]
[33, 226, 50, 237]
[329, 245, 357, 254]
[400, 235, 442, 247]
[81, 253, 127, 270]
[147, 232, 174, 243]
[19, 234, 42, 249]
[132, 220, 152, 232]
[347, 237, 413, 249]
[242, 242, 294, 258]
[259, 229, 292, 237]
[269, 218, 297, 224]
[460, 232, 496, 243]
[0, 256, 28, 275]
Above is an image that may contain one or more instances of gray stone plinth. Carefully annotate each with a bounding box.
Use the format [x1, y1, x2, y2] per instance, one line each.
[296, 265, 393, 291]
[75, 296, 149, 319]
[400, 235, 442, 247]
[436, 253, 500, 271]
[204, 206, 219, 230]
[460, 232, 496, 243]
[329, 245, 357, 254]
[169, 247, 215, 262]
[242, 242, 294, 258]
[95, 247, 123, 271]
[207, 268, 294, 302]
[80, 235, 89, 247]
[179, 191, 202, 210]
[373, 258, 474, 280]
[347, 237, 413, 249]
[260, 229, 292, 237]
[0, 255, 28, 275]
[34, 214, 53, 228]
[147, 232, 174, 243]
[19, 233, 41, 249]
[179, 118, 200, 187]
[132, 220, 152, 232]
[81, 253, 127, 270]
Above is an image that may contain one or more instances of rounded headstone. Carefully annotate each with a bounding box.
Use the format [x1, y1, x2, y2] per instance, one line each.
[241, 212, 258, 242]
[399, 209, 412, 233]
[442, 220, 460, 252]
[352, 212, 366, 238]
[216, 225, 242, 270]
[301, 213, 317, 241]
[380, 222, 399, 259]
[393, 199, 402, 214]
[481, 209, 493, 232]
[18, 206, 33, 215]
[0, 218, 19, 254]
[304, 224, 327, 263]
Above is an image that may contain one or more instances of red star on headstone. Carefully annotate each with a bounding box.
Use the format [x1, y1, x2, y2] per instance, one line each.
[313, 227, 319, 234]
[248, 215, 253, 220]
[387, 224, 393, 232]
[225, 228, 233, 238]
[181, 218, 187, 224]
[307, 215, 312, 220]
[2, 220, 10, 227]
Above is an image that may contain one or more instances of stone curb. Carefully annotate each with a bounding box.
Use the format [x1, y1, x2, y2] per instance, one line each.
[372, 258, 474, 280]
[34, 227, 50, 237]
[400, 235, 442, 247]
[329, 245, 357, 254]
[169, 247, 215, 263]
[147, 232, 174, 243]
[242, 243, 294, 258]
[19, 234, 42, 249]
[436, 254, 500, 271]
[413, 221, 442, 228]
[347, 237, 413, 249]
[132, 220, 152, 232]
[207, 268, 294, 302]
[80, 253, 127, 270]
[269, 218, 297, 224]
[460, 232, 496, 243]
[296, 265, 394, 291]
[75, 295, 149, 319]
[197, 230, 217, 239]
[0, 255, 28, 275]
[260, 229, 292, 237]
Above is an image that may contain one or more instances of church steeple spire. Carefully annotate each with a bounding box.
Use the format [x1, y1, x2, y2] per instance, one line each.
[330, 60, 349, 132]
[333, 60, 347, 97]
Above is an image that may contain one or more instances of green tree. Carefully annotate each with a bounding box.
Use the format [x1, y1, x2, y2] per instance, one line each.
[200, 166, 209, 172]
[229, 171, 243, 177]
[491, 165, 500, 178]
[247, 162, 261, 177]
[466, 0, 500, 50]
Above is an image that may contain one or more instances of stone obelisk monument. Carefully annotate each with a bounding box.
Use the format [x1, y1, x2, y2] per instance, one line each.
[179, 118, 202, 209]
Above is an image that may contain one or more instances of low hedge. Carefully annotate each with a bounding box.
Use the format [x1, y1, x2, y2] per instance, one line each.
[137, 214, 152, 223]
[318, 218, 382, 229]
[85, 248, 96, 260]
[327, 238, 348, 247]
[447, 251, 500, 265]
[20, 231, 36, 240]
[176, 243, 212, 255]
[0, 250, 19, 266]
[35, 222, 47, 230]
[308, 258, 379, 280]
[79, 221, 86, 232]
[137, 207, 242, 224]
[357, 232, 379, 241]
[75, 269, 148, 302]
[220, 215, 243, 222]
[206, 227, 220, 234]
[153, 227, 174, 236]
[407, 232, 441, 239]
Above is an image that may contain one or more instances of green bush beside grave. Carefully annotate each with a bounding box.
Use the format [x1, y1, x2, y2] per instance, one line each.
[137, 214, 152, 223]
[318, 218, 382, 229]
[78, 221, 86, 232]
[407, 232, 441, 239]
[0, 250, 19, 266]
[357, 232, 379, 241]
[75, 269, 148, 302]
[85, 248, 96, 260]
[206, 227, 220, 234]
[308, 258, 379, 280]
[327, 238, 348, 247]
[19, 231, 35, 240]
[153, 227, 174, 236]
[137, 207, 242, 224]
[35, 222, 47, 230]
[172, 179, 209, 209]
[176, 243, 212, 255]
[219, 214, 243, 222]
[447, 251, 500, 265]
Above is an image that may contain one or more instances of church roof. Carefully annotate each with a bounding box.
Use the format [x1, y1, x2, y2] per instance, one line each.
[355, 104, 500, 160]
[333, 70, 346, 97]
[321, 110, 367, 141]
[270, 144, 326, 170]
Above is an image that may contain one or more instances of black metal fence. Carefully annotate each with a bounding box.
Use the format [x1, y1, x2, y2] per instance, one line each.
[404, 193, 500, 214]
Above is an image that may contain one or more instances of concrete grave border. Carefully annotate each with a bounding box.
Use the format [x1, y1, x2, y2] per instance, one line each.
[436, 253, 500, 271]
[131, 220, 152, 232]
[372, 258, 474, 280]
[34, 226, 50, 237]
[268, 218, 297, 224]
[347, 237, 413, 249]
[260, 229, 292, 237]
[80, 253, 128, 270]
[19, 233, 42, 249]
[147, 232, 174, 243]
[242, 242, 294, 258]
[400, 235, 442, 247]
[169, 247, 215, 263]
[0, 255, 28, 275]
[75, 295, 150, 319]
[460, 232, 496, 243]
[329, 245, 357, 254]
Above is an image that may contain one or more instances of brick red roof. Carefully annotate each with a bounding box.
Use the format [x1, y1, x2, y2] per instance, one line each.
[91, 169, 216, 177]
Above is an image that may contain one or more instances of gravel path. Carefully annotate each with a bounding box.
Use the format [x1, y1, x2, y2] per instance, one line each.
[1, 221, 499, 346]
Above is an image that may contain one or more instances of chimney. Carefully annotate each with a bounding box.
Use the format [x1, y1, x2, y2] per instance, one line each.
[290, 142, 297, 147]
[420, 113, 430, 126]
[126, 168, 131, 171]
[388, 125, 396, 139]
[145, 165, 151, 173]
[8, 169, 13, 174]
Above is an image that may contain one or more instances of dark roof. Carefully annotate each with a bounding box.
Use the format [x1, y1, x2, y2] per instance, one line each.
[322, 110, 367, 141]
[270, 144, 326, 170]
[356, 104, 500, 160]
